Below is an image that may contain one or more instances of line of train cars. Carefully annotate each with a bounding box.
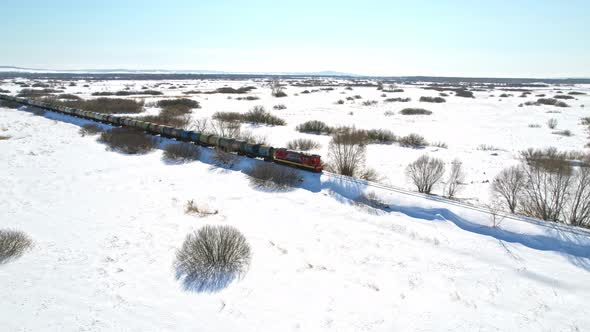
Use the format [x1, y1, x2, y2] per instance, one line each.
[0, 94, 324, 172]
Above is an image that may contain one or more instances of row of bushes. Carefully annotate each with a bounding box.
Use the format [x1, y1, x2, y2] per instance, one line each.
[212, 106, 286, 126]
[295, 120, 427, 147]
[92, 90, 163, 96]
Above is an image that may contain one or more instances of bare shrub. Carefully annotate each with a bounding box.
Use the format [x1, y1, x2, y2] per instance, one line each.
[92, 90, 163, 96]
[174, 225, 251, 291]
[0, 99, 21, 109]
[65, 98, 144, 114]
[400, 108, 432, 115]
[211, 147, 237, 168]
[566, 167, 590, 227]
[242, 106, 286, 126]
[296, 120, 332, 135]
[528, 123, 541, 128]
[520, 163, 572, 221]
[354, 95, 362, 99]
[581, 117, 590, 126]
[184, 200, 218, 216]
[406, 155, 445, 194]
[212, 111, 243, 122]
[568, 91, 586, 95]
[454, 89, 474, 98]
[328, 130, 367, 176]
[384, 110, 395, 116]
[553, 130, 572, 137]
[98, 127, 158, 154]
[520, 147, 571, 172]
[445, 159, 465, 198]
[398, 133, 428, 148]
[160, 105, 193, 117]
[0, 229, 33, 264]
[553, 95, 575, 100]
[365, 129, 396, 144]
[137, 114, 191, 128]
[0, 135, 10, 140]
[432, 141, 448, 148]
[286, 138, 321, 151]
[384, 97, 411, 103]
[273, 104, 287, 110]
[336, 99, 345, 104]
[362, 100, 378, 106]
[547, 118, 558, 129]
[17, 88, 60, 98]
[419, 96, 446, 103]
[57, 93, 82, 100]
[271, 80, 287, 97]
[538, 98, 569, 107]
[208, 118, 241, 138]
[163, 142, 201, 162]
[79, 123, 104, 137]
[157, 98, 200, 109]
[246, 163, 301, 188]
[355, 191, 388, 209]
[477, 144, 501, 151]
[237, 130, 268, 145]
[492, 165, 525, 213]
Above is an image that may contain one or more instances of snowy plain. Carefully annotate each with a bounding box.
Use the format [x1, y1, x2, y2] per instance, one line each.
[1, 78, 590, 331]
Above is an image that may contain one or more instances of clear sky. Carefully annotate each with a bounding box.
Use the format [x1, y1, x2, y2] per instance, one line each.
[2, 0, 589, 77]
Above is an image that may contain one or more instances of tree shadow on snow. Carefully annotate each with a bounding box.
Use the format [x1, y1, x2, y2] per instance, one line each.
[387, 204, 590, 271]
[175, 269, 239, 293]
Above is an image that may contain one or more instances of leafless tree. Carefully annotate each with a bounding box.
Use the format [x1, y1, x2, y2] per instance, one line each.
[328, 130, 367, 176]
[520, 163, 572, 221]
[492, 165, 525, 213]
[405, 155, 445, 194]
[565, 166, 590, 227]
[445, 158, 465, 198]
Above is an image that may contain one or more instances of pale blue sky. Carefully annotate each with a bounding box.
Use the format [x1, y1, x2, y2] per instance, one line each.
[2, 0, 589, 77]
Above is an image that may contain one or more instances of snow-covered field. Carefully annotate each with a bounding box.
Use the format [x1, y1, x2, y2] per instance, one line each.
[3, 78, 589, 204]
[1, 78, 590, 331]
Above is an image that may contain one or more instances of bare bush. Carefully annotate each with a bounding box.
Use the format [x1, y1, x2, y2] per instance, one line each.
[160, 105, 192, 117]
[296, 120, 332, 135]
[419, 96, 446, 103]
[242, 106, 286, 126]
[98, 127, 158, 154]
[273, 104, 287, 110]
[538, 98, 569, 107]
[328, 130, 367, 176]
[400, 108, 432, 115]
[212, 111, 243, 122]
[174, 225, 251, 291]
[246, 163, 301, 188]
[362, 100, 378, 106]
[492, 165, 525, 213]
[286, 138, 321, 151]
[528, 123, 541, 128]
[271, 80, 287, 97]
[398, 133, 428, 148]
[445, 159, 465, 198]
[208, 118, 241, 138]
[163, 142, 201, 162]
[211, 147, 237, 168]
[137, 114, 191, 128]
[384, 97, 411, 103]
[432, 141, 448, 148]
[63, 98, 144, 114]
[553, 130, 572, 137]
[79, 123, 104, 137]
[0, 229, 33, 264]
[157, 98, 200, 109]
[547, 118, 558, 129]
[0, 99, 21, 109]
[406, 155, 445, 194]
[366, 129, 396, 144]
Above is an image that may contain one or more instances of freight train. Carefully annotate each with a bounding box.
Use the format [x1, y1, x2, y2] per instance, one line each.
[0, 94, 324, 172]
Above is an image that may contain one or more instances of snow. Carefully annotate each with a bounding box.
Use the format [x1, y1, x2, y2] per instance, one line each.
[1, 79, 590, 331]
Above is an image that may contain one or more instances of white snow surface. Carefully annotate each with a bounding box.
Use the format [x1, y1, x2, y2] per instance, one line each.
[1, 79, 590, 331]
